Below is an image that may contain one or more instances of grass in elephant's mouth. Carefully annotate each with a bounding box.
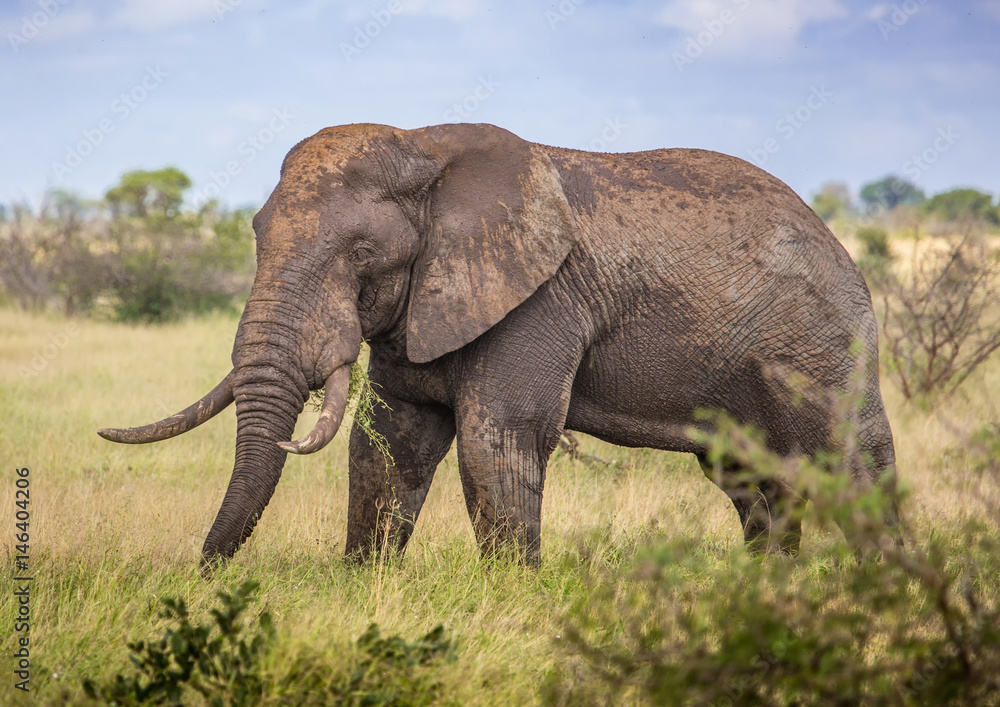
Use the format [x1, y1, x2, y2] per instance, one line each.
[308, 344, 395, 464]
[1, 307, 999, 704]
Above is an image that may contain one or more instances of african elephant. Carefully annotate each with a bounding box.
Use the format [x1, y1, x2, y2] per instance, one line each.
[99, 123, 898, 565]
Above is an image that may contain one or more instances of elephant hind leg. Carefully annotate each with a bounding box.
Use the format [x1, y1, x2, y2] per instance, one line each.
[697, 454, 803, 555]
[842, 403, 903, 553]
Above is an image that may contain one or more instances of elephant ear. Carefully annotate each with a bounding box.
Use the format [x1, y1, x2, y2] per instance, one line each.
[404, 124, 577, 364]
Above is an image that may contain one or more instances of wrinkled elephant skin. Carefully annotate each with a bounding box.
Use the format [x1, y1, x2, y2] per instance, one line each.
[99, 123, 898, 565]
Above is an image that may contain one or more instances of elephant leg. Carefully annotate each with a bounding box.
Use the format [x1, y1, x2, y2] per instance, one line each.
[345, 392, 455, 560]
[453, 346, 579, 564]
[455, 409, 562, 565]
[697, 454, 802, 555]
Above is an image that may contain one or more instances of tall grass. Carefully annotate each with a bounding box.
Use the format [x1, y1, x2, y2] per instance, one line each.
[1, 300, 998, 704]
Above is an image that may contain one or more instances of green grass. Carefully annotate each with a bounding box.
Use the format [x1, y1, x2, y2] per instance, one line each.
[2, 307, 999, 704]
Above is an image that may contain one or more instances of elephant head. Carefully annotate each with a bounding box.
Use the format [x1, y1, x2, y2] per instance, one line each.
[99, 123, 576, 563]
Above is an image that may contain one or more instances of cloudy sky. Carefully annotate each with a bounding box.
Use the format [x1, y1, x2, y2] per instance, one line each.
[2, 0, 998, 209]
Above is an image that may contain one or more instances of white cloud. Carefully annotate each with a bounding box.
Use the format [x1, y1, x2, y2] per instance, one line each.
[657, 0, 848, 60]
[112, 0, 219, 32]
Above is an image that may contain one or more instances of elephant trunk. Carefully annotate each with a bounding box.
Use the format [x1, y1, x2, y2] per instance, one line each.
[201, 361, 304, 563]
[200, 343, 355, 563]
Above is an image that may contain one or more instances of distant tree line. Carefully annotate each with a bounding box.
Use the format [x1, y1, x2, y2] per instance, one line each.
[811, 175, 1000, 228]
[0, 168, 255, 322]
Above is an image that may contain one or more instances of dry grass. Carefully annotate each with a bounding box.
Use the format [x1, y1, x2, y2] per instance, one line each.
[1, 299, 998, 704]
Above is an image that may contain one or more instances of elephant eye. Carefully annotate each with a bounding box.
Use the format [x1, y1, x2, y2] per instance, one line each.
[349, 244, 376, 267]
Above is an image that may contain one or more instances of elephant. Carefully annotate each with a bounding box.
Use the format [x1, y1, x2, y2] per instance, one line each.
[99, 122, 898, 565]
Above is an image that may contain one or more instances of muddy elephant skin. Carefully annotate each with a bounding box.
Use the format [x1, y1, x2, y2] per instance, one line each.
[99, 123, 897, 564]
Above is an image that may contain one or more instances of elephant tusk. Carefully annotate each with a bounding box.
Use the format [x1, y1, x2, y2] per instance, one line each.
[98, 370, 235, 444]
[277, 363, 352, 455]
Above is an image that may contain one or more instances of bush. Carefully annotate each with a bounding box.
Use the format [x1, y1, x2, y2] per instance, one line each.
[82, 581, 456, 706]
[83, 580, 274, 706]
[543, 412, 1000, 706]
[880, 238, 1000, 401]
[811, 182, 853, 222]
[855, 226, 894, 288]
[923, 188, 999, 226]
[106, 208, 255, 322]
[0, 176, 256, 322]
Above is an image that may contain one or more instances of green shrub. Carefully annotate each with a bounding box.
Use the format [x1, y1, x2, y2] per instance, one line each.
[855, 226, 894, 288]
[0, 175, 256, 322]
[923, 188, 999, 226]
[82, 581, 455, 706]
[544, 414, 1000, 706]
[278, 624, 456, 706]
[83, 580, 273, 706]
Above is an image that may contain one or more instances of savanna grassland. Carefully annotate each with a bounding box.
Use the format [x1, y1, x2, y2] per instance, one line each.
[1, 232, 999, 705]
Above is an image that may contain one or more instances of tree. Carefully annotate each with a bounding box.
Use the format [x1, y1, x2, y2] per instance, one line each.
[923, 188, 999, 225]
[811, 181, 852, 221]
[859, 175, 925, 211]
[105, 167, 192, 218]
[41, 189, 87, 227]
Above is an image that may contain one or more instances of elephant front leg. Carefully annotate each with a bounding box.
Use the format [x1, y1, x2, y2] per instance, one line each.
[345, 393, 455, 560]
[455, 396, 569, 565]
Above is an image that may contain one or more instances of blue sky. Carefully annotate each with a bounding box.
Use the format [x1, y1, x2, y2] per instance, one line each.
[2, 0, 998, 210]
